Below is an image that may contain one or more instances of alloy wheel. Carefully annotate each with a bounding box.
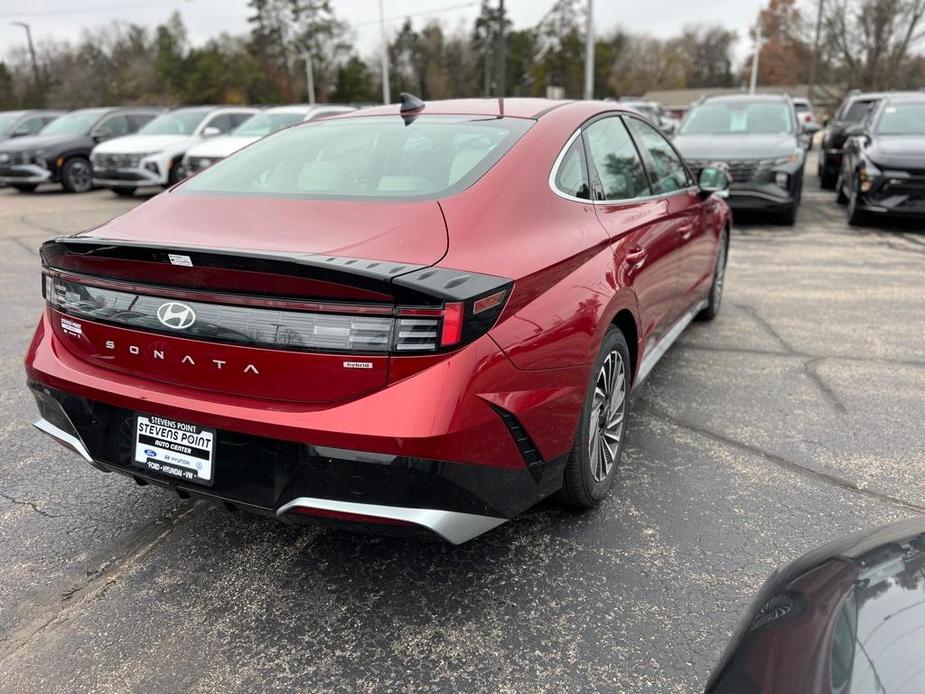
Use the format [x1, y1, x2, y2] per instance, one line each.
[589, 350, 626, 482]
[69, 160, 92, 192]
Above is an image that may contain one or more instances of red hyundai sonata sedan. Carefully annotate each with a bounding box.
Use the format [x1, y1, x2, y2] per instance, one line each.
[25, 97, 731, 543]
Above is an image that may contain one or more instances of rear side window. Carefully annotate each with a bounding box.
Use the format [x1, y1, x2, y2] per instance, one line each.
[183, 115, 533, 200]
[625, 117, 692, 194]
[96, 115, 131, 137]
[204, 114, 233, 134]
[554, 138, 590, 200]
[583, 117, 650, 201]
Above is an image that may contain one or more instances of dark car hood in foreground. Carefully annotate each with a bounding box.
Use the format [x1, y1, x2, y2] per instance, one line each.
[707, 516, 925, 693]
[673, 134, 797, 160]
[0, 134, 87, 152]
[868, 135, 925, 170]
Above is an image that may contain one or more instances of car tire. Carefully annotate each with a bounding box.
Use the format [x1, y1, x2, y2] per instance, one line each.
[847, 178, 868, 227]
[12, 183, 38, 193]
[696, 230, 728, 322]
[61, 157, 93, 193]
[819, 162, 837, 190]
[168, 159, 186, 187]
[558, 326, 631, 510]
[835, 173, 848, 205]
[111, 186, 136, 197]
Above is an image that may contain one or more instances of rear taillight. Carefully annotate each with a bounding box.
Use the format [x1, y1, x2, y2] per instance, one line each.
[42, 271, 512, 355]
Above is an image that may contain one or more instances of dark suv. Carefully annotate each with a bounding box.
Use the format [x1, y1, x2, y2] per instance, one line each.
[0, 110, 64, 142]
[818, 92, 891, 189]
[674, 94, 808, 225]
[0, 107, 160, 193]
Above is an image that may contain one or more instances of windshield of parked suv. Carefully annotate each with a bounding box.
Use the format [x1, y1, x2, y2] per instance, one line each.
[233, 112, 304, 137]
[0, 112, 26, 135]
[39, 109, 108, 136]
[183, 115, 533, 200]
[139, 109, 211, 135]
[876, 103, 925, 135]
[680, 101, 793, 135]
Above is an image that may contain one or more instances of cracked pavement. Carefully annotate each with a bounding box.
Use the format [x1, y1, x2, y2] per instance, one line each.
[1, 156, 923, 692]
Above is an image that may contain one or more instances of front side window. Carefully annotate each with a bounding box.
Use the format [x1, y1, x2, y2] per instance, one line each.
[139, 109, 211, 136]
[842, 99, 877, 123]
[681, 101, 794, 135]
[40, 109, 109, 136]
[876, 102, 925, 135]
[182, 115, 532, 200]
[626, 117, 692, 194]
[18, 116, 46, 135]
[554, 137, 590, 200]
[204, 114, 233, 134]
[583, 117, 650, 201]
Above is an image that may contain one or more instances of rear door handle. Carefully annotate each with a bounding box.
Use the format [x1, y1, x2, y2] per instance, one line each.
[625, 245, 648, 268]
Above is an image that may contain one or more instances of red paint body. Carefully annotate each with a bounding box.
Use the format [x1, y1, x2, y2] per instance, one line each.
[25, 99, 730, 532]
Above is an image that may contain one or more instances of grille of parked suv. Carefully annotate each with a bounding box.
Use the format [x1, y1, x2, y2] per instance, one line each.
[92, 153, 143, 169]
[687, 159, 772, 184]
[2, 151, 30, 166]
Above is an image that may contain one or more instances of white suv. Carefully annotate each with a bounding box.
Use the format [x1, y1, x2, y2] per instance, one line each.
[90, 106, 257, 196]
[182, 104, 356, 178]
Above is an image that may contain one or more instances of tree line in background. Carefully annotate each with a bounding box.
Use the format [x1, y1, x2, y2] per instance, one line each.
[0, 0, 922, 111]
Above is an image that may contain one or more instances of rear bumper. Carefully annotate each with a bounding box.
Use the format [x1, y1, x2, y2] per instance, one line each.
[25, 310, 583, 542]
[29, 381, 564, 543]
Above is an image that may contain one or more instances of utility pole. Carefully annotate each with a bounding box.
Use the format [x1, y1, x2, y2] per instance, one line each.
[495, 0, 506, 97]
[302, 50, 315, 105]
[11, 22, 40, 90]
[378, 0, 391, 104]
[583, 0, 595, 100]
[808, 0, 825, 103]
[749, 23, 762, 95]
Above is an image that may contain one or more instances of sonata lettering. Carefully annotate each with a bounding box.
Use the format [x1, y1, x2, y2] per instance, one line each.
[103, 340, 260, 374]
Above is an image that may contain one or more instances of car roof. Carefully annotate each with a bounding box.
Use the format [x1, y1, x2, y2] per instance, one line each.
[882, 92, 925, 104]
[703, 94, 789, 104]
[354, 98, 572, 120]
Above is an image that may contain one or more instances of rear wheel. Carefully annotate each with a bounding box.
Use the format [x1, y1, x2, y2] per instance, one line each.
[697, 230, 728, 321]
[558, 327, 630, 510]
[61, 157, 93, 193]
[12, 183, 38, 193]
[819, 159, 837, 189]
[111, 186, 136, 197]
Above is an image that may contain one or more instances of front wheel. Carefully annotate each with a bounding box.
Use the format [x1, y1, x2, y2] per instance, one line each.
[697, 230, 728, 321]
[61, 157, 93, 193]
[847, 178, 869, 227]
[558, 327, 631, 510]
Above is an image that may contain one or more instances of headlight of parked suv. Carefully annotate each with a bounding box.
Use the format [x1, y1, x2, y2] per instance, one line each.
[770, 151, 802, 167]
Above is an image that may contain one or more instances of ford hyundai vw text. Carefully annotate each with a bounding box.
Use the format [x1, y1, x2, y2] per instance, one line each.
[25, 97, 731, 543]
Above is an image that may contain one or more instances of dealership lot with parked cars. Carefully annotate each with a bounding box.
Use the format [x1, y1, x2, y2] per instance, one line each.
[2, 90, 925, 690]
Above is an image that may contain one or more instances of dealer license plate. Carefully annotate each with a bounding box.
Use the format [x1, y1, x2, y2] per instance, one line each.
[134, 415, 215, 485]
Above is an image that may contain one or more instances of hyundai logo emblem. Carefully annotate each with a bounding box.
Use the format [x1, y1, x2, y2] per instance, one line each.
[156, 302, 197, 329]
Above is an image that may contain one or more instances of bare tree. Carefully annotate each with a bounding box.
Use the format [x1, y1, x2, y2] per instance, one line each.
[825, 0, 925, 89]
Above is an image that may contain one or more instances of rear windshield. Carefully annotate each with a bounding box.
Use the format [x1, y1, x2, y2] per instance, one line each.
[182, 115, 533, 200]
[139, 109, 211, 135]
[876, 102, 925, 135]
[842, 99, 877, 122]
[233, 111, 305, 137]
[680, 101, 793, 135]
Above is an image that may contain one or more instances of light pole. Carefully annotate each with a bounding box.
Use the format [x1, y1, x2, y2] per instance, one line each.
[302, 50, 316, 105]
[808, 0, 825, 103]
[378, 0, 391, 104]
[583, 0, 595, 100]
[749, 23, 763, 95]
[496, 0, 506, 97]
[11, 21, 40, 89]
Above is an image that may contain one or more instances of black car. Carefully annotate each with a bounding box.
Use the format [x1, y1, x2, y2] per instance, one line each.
[817, 91, 893, 189]
[707, 516, 925, 693]
[0, 109, 64, 142]
[0, 107, 160, 193]
[674, 94, 810, 225]
[836, 94, 925, 225]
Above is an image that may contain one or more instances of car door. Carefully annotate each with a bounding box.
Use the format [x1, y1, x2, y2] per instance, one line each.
[624, 115, 710, 315]
[582, 115, 681, 350]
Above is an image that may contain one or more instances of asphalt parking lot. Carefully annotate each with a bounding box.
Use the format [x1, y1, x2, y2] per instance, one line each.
[1, 156, 924, 693]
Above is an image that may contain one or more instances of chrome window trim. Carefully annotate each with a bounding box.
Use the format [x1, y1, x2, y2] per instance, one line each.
[549, 124, 699, 206]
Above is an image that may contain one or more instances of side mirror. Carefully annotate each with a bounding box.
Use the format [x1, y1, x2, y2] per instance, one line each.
[202, 126, 222, 138]
[802, 121, 821, 135]
[92, 128, 111, 143]
[698, 164, 731, 199]
[10, 127, 30, 138]
[844, 123, 866, 137]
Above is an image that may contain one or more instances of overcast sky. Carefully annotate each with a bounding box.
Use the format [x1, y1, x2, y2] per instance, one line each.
[1, 0, 763, 67]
